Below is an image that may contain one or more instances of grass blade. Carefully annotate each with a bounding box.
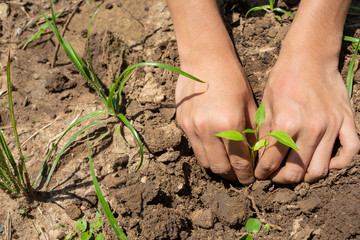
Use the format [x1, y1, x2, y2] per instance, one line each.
[87, 138, 128, 240]
[347, 41, 359, 98]
[117, 114, 143, 171]
[33, 110, 106, 187]
[45, 119, 105, 186]
[23, 11, 63, 48]
[273, 8, 294, 19]
[245, 6, 270, 19]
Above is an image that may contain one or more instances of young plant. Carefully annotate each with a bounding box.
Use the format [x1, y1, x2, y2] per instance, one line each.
[0, 50, 32, 198]
[343, 36, 359, 98]
[239, 218, 271, 240]
[65, 210, 105, 240]
[32, 1, 203, 187]
[87, 137, 127, 240]
[215, 102, 299, 166]
[245, 0, 294, 23]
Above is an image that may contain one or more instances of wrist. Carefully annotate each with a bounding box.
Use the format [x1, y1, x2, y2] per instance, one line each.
[279, 0, 350, 67]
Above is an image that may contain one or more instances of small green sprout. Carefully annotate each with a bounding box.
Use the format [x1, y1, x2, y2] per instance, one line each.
[343, 36, 359, 98]
[18, 209, 25, 215]
[65, 210, 105, 240]
[215, 102, 299, 166]
[239, 218, 271, 239]
[263, 223, 271, 236]
[245, 0, 294, 23]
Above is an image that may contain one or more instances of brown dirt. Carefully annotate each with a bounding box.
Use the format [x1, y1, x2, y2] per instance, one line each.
[0, 0, 359, 239]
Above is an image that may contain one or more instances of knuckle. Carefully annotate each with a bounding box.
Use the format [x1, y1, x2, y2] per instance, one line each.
[230, 159, 252, 172]
[306, 167, 328, 182]
[258, 161, 279, 175]
[273, 117, 299, 134]
[349, 139, 360, 154]
[282, 169, 304, 183]
[305, 120, 326, 142]
[193, 113, 209, 133]
[210, 163, 232, 176]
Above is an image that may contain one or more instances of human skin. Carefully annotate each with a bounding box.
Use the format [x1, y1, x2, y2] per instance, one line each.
[166, 0, 360, 184]
[255, 0, 360, 183]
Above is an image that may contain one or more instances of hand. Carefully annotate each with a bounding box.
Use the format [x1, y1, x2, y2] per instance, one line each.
[255, 54, 360, 183]
[176, 56, 257, 184]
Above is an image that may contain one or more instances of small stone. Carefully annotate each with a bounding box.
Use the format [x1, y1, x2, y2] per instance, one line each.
[64, 205, 83, 220]
[157, 149, 180, 163]
[192, 209, 215, 229]
[0, 3, 9, 20]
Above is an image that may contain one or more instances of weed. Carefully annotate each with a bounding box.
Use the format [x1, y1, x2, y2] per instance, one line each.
[215, 102, 298, 166]
[32, 1, 202, 187]
[245, 0, 294, 23]
[0, 50, 32, 198]
[65, 209, 105, 240]
[87, 137, 127, 240]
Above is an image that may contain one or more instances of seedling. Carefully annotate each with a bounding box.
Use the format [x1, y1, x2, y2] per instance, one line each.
[87, 137, 127, 240]
[0, 50, 32, 198]
[32, 1, 202, 187]
[343, 36, 359, 98]
[215, 102, 299, 166]
[239, 218, 271, 240]
[65, 209, 105, 240]
[245, 0, 294, 23]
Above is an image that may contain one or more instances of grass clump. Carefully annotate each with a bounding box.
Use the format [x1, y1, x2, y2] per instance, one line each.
[215, 102, 298, 166]
[32, 1, 202, 187]
[245, 0, 294, 23]
[0, 50, 32, 198]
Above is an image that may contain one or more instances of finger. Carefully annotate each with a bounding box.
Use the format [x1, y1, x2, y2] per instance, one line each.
[222, 138, 255, 185]
[304, 123, 340, 182]
[187, 133, 209, 168]
[202, 135, 237, 181]
[329, 119, 360, 169]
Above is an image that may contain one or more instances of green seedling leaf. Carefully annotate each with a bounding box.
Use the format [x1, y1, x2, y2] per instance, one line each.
[255, 102, 265, 126]
[270, 130, 299, 151]
[263, 223, 271, 236]
[76, 219, 87, 232]
[80, 232, 91, 240]
[96, 208, 101, 218]
[273, 8, 294, 18]
[44, 118, 105, 186]
[253, 139, 269, 151]
[243, 129, 256, 134]
[23, 11, 63, 48]
[87, 138, 128, 240]
[245, 218, 261, 233]
[117, 113, 144, 171]
[347, 40, 359, 98]
[239, 234, 253, 240]
[245, 5, 270, 19]
[215, 131, 245, 141]
[95, 234, 105, 240]
[65, 232, 77, 240]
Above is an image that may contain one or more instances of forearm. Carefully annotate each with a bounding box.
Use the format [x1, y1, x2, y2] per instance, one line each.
[166, 0, 237, 67]
[281, 0, 351, 65]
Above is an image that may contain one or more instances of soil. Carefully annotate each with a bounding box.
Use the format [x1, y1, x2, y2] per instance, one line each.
[0, 0, 359, 239]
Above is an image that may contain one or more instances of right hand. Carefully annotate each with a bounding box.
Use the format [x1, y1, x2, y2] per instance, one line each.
[176, 56, 258, 185]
